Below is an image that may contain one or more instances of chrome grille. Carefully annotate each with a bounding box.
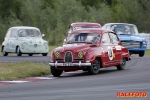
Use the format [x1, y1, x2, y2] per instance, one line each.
[65, 52, 72, 62]
[122, 41, 141, 48]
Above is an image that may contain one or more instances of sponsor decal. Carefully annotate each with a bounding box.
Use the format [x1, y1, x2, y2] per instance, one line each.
[115, 46, 122, 50]
[108, 46, 113, 60]
[113, 53, 115, 58]
[117, 92, 148, 98]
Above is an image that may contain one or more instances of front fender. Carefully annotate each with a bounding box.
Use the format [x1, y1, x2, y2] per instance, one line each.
[85, 47, 103, 63]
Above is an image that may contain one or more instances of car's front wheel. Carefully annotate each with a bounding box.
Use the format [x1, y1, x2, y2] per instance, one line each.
[88, 58, 100, 75]
[2, 46, 8, 56]
[17, 47, 22, 56]
[139, 51, 145, 57]
[51, 66, 63, 77]
[116, 58, 126, 70]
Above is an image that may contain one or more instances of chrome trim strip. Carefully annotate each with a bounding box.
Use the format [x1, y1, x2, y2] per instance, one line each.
[49, 62, 91, 67]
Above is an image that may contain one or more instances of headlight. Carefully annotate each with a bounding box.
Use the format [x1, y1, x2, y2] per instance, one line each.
[143, 41, 147, 48]
[55, 52, 60, 58]
[44, 42, 48, 47]
[78, 52, 84, 58]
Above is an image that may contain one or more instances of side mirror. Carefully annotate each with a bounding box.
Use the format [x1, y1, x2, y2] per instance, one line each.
[63, 39, 66, 45]
[42, 34, 45, 37]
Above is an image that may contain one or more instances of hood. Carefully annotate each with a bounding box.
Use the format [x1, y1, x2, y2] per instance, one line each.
[54, 43, 92, 53]
[20, 37, 44, 44]
[118, 34, 143, 41]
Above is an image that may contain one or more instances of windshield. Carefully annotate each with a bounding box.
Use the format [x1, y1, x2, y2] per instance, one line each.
[111, 24, 139, 35]
[67, 33, 100, 44]
[18, 29, 41, 37]
[73, 26, 100, 30]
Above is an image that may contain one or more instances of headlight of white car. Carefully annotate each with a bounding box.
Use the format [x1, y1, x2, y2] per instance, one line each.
[43, 42, 48, 48]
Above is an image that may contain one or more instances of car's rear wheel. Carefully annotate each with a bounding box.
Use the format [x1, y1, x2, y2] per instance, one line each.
[51, 66, 63, 77]
[17, 47, 22, 56]
[28, 54, 33, 56]
[42, 53, 47, 56]
[139, 51, 144, 57]
[116, 58, 126, 70]
[2, 46, 8, 56]
[88, 58, 100, 75]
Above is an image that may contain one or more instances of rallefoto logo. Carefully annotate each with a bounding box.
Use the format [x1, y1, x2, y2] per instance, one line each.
[117, 92, 148, 98]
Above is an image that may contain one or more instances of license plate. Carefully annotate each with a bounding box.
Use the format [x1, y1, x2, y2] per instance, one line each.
[63, 63, 73, 66]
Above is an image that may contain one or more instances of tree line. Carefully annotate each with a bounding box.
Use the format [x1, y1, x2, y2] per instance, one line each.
[0, 0, 150, 45]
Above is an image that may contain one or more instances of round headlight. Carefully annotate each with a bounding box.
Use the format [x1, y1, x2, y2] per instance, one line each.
[78, 52, 84, 58]
[55, 52, 60, 58]
[44, 42, 48, 47]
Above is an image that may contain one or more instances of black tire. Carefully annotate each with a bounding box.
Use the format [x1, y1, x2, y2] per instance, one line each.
[17, 47, 22, 56]
[51, 66, 63, 77]
[42, 53, 47, 56]
[28, 54, 33, 56]
[2, 46, 8, 56]
[139, 51, 144, 57]
[116, 58, 126, 70]
[88, 58, 100, 75]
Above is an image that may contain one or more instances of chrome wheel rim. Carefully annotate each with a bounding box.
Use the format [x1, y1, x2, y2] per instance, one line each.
[17, 47, 20, 54]
[2, 48, 5, 55]
[92, 59, 100, 72]
[121, 59, 126, 68]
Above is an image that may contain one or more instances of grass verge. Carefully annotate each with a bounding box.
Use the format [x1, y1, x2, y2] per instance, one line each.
[145, 49, 150, 55]
[0, 62, 50, 80]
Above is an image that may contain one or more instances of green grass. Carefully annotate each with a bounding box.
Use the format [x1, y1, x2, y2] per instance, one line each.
[0, 62, 50, 80]
[145, 49, 150, 55]
[49, 45, 59, 54]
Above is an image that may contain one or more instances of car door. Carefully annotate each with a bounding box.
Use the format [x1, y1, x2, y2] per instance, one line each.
[109, 32, 122, 65]
[8, 29, 18, 52]
[100, 32, 114, 67]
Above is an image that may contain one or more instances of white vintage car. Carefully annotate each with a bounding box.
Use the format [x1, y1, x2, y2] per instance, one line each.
[1, 26, 49, 56]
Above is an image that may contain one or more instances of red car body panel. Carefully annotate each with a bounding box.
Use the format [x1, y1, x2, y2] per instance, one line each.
[66, 22, 102, 37]
[70, 22, 102, 28]
[50, 28, 130, 71]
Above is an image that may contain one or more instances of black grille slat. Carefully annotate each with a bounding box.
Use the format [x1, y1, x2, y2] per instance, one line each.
[65, 52, 72, 62]
[122, 41, 141, 48]
[56, 58, 63, 61]
[74, 58, 84, 60]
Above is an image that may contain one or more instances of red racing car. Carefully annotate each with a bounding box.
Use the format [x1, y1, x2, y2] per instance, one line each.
[49, 28, 130, 77]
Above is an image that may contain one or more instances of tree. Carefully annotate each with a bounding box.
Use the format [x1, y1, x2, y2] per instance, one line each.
[0, 0, 22, 20]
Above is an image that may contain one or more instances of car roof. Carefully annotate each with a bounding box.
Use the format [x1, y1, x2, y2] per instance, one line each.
[9, 26, 40, 30]
[103, 23, 136, 26]
[71, 22, 102, 27]
[71, 28, 114, 34]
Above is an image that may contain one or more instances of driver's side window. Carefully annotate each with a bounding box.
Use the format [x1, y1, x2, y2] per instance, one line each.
[101, 33, 110, 44]
[109, 33, 119, 44]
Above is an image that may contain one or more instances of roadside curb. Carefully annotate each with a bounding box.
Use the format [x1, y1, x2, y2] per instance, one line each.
[0, 75, 55, 86]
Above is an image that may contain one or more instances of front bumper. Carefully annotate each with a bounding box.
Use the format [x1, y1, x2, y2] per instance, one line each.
[49, 61, 91, 67]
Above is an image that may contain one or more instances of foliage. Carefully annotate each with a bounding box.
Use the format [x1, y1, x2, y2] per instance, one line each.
[0, 0, 150, 45]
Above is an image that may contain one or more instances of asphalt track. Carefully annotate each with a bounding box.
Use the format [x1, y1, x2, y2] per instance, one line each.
[0, 55, 150, 100]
